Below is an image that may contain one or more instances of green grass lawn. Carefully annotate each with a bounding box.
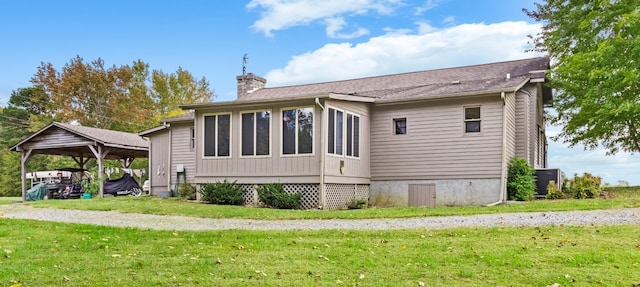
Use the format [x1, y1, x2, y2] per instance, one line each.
[2, 188, 639, 286]
[1, 219, 638, 286]
[0, 197, 21, 205]
[10, 186, 640, 220]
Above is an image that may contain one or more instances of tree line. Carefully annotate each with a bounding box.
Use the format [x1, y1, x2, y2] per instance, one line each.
[0, 55, 214, 196]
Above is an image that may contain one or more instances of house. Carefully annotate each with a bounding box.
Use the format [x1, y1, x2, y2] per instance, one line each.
[140, 57, 552, 209]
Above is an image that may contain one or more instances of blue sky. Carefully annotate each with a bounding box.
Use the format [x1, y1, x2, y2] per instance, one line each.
[0, 0, 638, 185]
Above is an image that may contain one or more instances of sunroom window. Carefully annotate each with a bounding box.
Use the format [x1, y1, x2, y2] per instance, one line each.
[203, 114, 230, 157]
[242, 111, 271, 156]
[282, 107, 313, 155]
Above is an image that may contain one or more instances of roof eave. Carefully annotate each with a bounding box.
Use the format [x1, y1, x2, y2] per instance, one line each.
[180, 93, 333, 110]
[375, 86, 523, 106]
[139, 124, 169, 137]
[10, 122, 58, 151]
[328, 93, 377, 103]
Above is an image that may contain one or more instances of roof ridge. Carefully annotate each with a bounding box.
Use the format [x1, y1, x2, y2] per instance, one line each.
[261, 56, 548, 90]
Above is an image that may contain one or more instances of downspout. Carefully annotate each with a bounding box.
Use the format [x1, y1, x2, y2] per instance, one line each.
[315, 98, 326, 209]
[168, 129, 172, 195]
[488, 91, 508, 206]
[499, 91, 508, 203]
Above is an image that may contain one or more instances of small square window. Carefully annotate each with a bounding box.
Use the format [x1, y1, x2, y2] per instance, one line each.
[464, 107, 481, 133]
[394, 118, 407, 135]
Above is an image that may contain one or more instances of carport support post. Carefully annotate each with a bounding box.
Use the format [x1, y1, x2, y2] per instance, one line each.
[88, 145, 109, 197]
[20, 149, 33, 202]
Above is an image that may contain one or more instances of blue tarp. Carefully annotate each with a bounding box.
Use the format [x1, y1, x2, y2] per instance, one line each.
[26, 183, 47, 201]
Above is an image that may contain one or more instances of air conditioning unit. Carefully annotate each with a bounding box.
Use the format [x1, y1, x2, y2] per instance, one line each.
[535, 168, 562, 198]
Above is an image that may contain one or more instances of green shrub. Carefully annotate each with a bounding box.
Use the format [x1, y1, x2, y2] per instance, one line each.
[82, 171, 101, 195]
[199, 180, 244, 205]
[570, 173, 601, 199]
[507, 157, 537, 201]
[178, 183, 197, 200]
[257, 183, 301, 209]
[545, 180, 564, 199]
[347, 198, 368, 209]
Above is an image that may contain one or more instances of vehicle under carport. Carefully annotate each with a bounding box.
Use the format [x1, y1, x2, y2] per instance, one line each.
[11, 122, 149, 201]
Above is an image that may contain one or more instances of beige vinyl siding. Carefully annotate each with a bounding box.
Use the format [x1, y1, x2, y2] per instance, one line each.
[370, 95, 503, 180]
[534, 83, 546, 168]
[194, 100, 321, 183]
[515, 89, 531, 160]
[323, 99, 371, 183]
[504, 92, 517, 159]
[169, 123, 196, 185]
[523, 84, 544, 168]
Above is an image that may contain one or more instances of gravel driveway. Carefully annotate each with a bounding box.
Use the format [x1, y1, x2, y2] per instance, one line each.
[1, 204, 639, 231]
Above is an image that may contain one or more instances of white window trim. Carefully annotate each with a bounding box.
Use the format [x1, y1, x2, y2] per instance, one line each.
[326, 106, 361, 159]
[280, 106, 315, 157]
[326, 106, 344, 158]
[202, 112, 232, 159]
[345, 111, 361, 159]
[463, 105, 482, 136]
[240, 109, 272, 158]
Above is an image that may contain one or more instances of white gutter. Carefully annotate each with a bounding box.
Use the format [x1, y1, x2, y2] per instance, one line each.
[315, 97, 326, 209]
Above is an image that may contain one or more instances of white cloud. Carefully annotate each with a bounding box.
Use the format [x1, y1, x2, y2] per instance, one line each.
[264, 21, 541, 86]
[442, 16, 456, 25]
[325, 17, 370, 39]
[247, 0, 401, 36]
[414, 0, 439, 16]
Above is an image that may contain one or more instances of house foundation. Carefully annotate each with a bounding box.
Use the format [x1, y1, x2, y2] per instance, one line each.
[370, 179, 502, 207]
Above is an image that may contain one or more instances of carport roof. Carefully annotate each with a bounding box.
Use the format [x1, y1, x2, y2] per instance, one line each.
[10, 122, 148, 160]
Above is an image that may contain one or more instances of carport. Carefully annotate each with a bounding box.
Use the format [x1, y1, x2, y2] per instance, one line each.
[10, 122, 149, 201]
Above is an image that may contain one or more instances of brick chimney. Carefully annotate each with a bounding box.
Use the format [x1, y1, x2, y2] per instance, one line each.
[236, 73, 266, 99]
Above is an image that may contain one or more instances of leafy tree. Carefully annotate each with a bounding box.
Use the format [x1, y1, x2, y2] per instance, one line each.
[151, 67, 214, 118]
[31, 55, 214, 133]
[0, 87, 55, 196]
[525, 1, 640, 154]
[0, 87, 51, 146]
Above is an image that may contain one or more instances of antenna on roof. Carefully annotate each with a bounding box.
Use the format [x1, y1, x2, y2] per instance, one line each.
[242, 53, 249, 75]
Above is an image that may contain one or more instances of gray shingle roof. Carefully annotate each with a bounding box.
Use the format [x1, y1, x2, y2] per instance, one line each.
[161, 110, 195, 123]
[237, 57, 549, 103]
[54, 122, 148, 149]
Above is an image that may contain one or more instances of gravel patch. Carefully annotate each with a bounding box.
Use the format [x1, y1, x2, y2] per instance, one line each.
[1, 204, 639, 231]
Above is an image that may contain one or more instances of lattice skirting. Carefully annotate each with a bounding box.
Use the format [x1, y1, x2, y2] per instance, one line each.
[239, 184, 320, 210]
[237, 183, 370, 210]
[324, 183, 370, 210]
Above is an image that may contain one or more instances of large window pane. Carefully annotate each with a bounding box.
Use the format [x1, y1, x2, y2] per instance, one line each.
[298, 107, 313, 154]
[353, 116, 360, 157]
[217, 114, 230, 156]
[335, 110, 343, 155]
[282, 109, 296, 154]
[242, 113, 254, 156]
[204, 115, 216, 156]
[256, 111, 270, 155]
[328, 108, 335, 154]
[346, 114, 353, 156]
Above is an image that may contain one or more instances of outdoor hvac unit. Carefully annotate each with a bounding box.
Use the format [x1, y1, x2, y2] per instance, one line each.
[535, 168, 562, 198]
